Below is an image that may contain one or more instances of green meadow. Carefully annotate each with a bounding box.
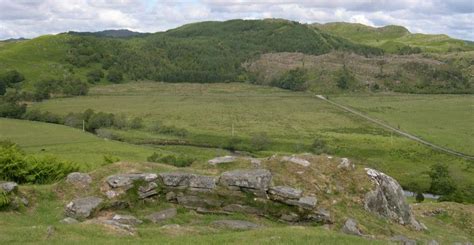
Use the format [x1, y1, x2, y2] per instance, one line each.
[332, 94, 474, 155]
[29, 82, 474, 190]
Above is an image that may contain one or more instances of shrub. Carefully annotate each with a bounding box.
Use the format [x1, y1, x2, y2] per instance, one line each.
[0, 70, 25, 86]
[87, 112, 115, 132]
[113, 114, 128, 129]
[62, 77, 89, 96]
[129, 117, 144, 129]
[311, 138, 329, 154]
[22, 110, 63, 124]
[149, 122, 188, 137]
[103, 155, 120, 164]
[0, 191, 11, 209]
[271, 68, 307, 91]
[33, 79, 61, 101]
[335, 65, 355, 90]
[428, 163, 457, 196]
[415, 192, 424, 203]
[0, 100, 26, 118]
[107, 69, 123, 83]
[147, 152, 195, 167]
[0, 80, 5, 96]
[64, 112, 84, 128]
[0, 142, 78, 184]
[251, 132, 271, 151]
[86, 69, 104, 83]
[224, 137, 242, 151]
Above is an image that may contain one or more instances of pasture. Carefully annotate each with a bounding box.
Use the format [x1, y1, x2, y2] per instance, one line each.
[30, 82, 474, 190]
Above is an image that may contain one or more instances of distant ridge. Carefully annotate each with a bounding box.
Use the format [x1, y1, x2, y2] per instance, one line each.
[68, 29, 149, 38]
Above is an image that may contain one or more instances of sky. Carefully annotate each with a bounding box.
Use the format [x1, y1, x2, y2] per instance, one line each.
[0, 0, 473, 41]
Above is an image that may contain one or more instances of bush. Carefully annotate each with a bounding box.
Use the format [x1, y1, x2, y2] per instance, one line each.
[62, 77, 89, 96]
[0, 70, 25, 86]
[129, 117, 144, 129]
[415, 192, 424, 203]
[428, 163, 457, 196]
[33, 79, 61, 101]
[271, 68, 307, 91]
[147, 152, 195, 167]
[335, 65, 355, 90]
[103, 155, 120, 164]
[149, 122, 188, 137]
[224, 137, 242, 151]
[64, 112, 84, 128]
[86, 69, 104, 83]
[87, 112, 115, 132]
[107, 69, 123, 83]
[22, 110, 63, 124]
[251, 132, 271, 151]
[0, 142, 78, 184]
[0, 100, 26, 118]
[311, 138, 329, 154]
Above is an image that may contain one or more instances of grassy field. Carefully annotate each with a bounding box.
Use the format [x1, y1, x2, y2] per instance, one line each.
[30, 82, 474, 191]
[332, 94, 474, 156]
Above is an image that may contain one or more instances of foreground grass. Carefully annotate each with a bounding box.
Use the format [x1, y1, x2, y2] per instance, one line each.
[0, 184, 385, 245]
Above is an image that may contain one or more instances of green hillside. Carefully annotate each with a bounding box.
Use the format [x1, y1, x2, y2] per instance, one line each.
[315, 22, 474, 53]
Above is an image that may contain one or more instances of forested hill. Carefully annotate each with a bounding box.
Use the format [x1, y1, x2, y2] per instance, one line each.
[0, 19, 472, 98]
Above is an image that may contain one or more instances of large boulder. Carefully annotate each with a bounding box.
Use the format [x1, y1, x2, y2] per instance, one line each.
[159, 172, 216, 190]
[208, 156, 237, 165]
[106, 173, 158, 188]
[66, 172, 92, 188]
[0, 181, 18, 193]
[65, 196, 103, 220]
[219, 169, 272, 191]
[211, 220, 260, 230]
[364, 168, 423, 230]
[341, 218, 362, 236]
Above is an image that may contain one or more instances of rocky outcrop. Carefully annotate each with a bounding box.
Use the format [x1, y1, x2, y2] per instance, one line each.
[0, 181, 18, 193]
[145, 208, 177, 223]
[223, 204, 261, 215]
[66, 172, 92, 188]
[65, 196, 103, 220]
[106, 173, 158, 188]
[338, 158, 354, 170]
[159, 172, 217, 190]
[208, 156, 237, 165]
[112, 214, 143, 225]
[281, 156, 311, 167]
[268, 186, 303, 200]
[220, 169, 272, 192]
[390, 235, 416, 245]
[306, 208, 332, 224]
[268, 186, 317, 209]
[60, 217, 79, 224]
[211, 220, 260, 230]
[341, 218, 362, 236]
[364, 168, 423, 230]
[104, 173, 159, 199]
[177, 194, 222, 209]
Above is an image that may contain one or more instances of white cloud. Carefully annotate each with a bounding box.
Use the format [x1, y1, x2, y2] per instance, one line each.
[0, 0, 472, 40]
